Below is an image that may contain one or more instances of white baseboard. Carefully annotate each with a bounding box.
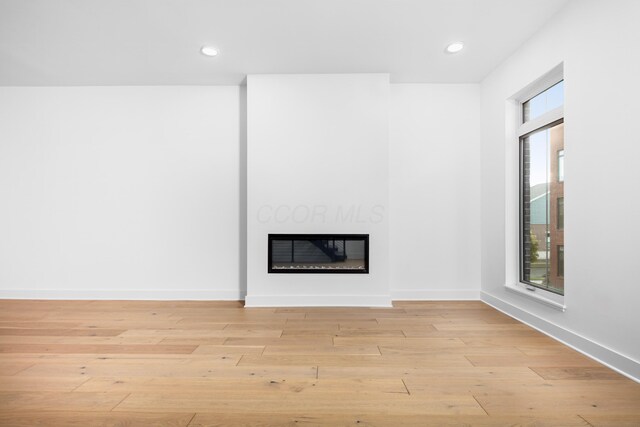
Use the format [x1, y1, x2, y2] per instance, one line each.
[244, 294, 392, 307]
[391, 289, 480, 300]
[481, 291, 640, 383]
[0, 289, 244, 301]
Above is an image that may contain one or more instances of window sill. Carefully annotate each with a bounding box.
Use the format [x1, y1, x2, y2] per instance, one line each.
[505, 283, 566, 312]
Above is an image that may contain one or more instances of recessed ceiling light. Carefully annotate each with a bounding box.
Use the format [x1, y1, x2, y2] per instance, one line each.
[445, 42, 464, 54]
[200, 46, 219, 57]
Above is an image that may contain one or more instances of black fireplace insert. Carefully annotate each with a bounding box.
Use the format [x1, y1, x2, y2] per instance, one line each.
[268, 234, 369, 274]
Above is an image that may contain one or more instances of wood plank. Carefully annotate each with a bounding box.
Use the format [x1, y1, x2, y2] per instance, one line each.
[158, 337, 227, 345]
[517, 345, 585, 356]
[0, 321, 82, 329]
[0, 328, 125, 337]
[76, 377, 407, 395]
[394, 301, 488, 309]
[332, 337, 465, 347]
[0, 376, 90, 392]
[276, 308, 407, 314]
[467, 354, 601, 368]
[378, 345, 525, 357]
[75, 321, 183, 329]
[263, 345, 381, 356]
[114, 393, 485, 415]
[223, 336, 334, 346]
[175, 313, 306, 321]
[474, 385, 640, 415]
[0, 411, 194, 427]
[432, 323, 532, 331]
[531, 366, 628, 380]
[0, 343, 197, 354]
[192, 345, 265, 355]
[224, 323, 298, 330]
[375, 317, 449, 327]
[0, 335, 164, 345]
[403, 329, 544, 338]
[16, 356, 241, 378]
[580, 415, 640, 426]
[319, 366, 544, 380]
[189, 413, 588, 426]
[0, 362, 33, 376]
[119, 329, 282, 338]
[279, 330, 343, 337]
[332, 329, 406, 337]
[461, 336, 558, 346]
[303, 312, 408, 319]
[238, 354, 473, 368]
[0, 355, 99, 364]
[404, 377, 553, 396]
[0, 391, 129, 411]
[285, 319, 377, 327]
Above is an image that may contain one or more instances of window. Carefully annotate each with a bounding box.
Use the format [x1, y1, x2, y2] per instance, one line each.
[557, 245, 564, 277]
[557, 197, 564, 230]
[523, 80, 564, 122]
[520, 80, 564, 295]
[558, 149, 564, 182]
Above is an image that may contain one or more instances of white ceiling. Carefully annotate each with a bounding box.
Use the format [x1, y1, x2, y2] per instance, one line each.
[0, 0, 569, 86]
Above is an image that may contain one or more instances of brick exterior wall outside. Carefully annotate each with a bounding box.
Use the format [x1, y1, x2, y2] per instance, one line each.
[548, 123, 565, 292]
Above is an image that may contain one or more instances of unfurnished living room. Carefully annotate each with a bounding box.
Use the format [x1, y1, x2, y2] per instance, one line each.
[1, 0, 639, 426]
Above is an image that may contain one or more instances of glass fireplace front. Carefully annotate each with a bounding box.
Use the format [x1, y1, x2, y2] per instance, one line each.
[268, 234, 369, 273]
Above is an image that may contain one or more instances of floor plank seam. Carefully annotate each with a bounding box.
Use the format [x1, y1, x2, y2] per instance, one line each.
[316, 366, 319, 379]
[464, 355, 477, 367]
[185, 412, 197, 427]
[401, 378, 410, 395]
[70, 377, 92, 392]
[577, 414, 595, 426]
[110, 392, 131, 411]
[472, 395, 490, 416]
[10, 363, 35, 376]
[528, 367, 547, 380]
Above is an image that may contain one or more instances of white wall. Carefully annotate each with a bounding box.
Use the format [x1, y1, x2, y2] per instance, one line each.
[0, 86, 242, 299]
[389, 84, 481, 300]
[0, 81, 483, 304]
[480, 0, 640, 379]
[246, 74, 390, 307]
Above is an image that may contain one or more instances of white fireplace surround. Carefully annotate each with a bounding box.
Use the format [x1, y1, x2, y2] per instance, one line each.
[245, 74, 392, 307]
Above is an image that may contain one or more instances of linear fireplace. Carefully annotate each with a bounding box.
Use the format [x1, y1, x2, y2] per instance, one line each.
[268, 234, 369, 274]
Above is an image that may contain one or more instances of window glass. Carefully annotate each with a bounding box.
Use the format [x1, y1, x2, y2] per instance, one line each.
[558, 149, 565, 182]
[523, 80, 564, 122]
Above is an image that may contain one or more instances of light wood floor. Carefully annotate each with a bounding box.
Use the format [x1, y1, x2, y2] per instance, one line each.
[0, 300, 638, 426]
